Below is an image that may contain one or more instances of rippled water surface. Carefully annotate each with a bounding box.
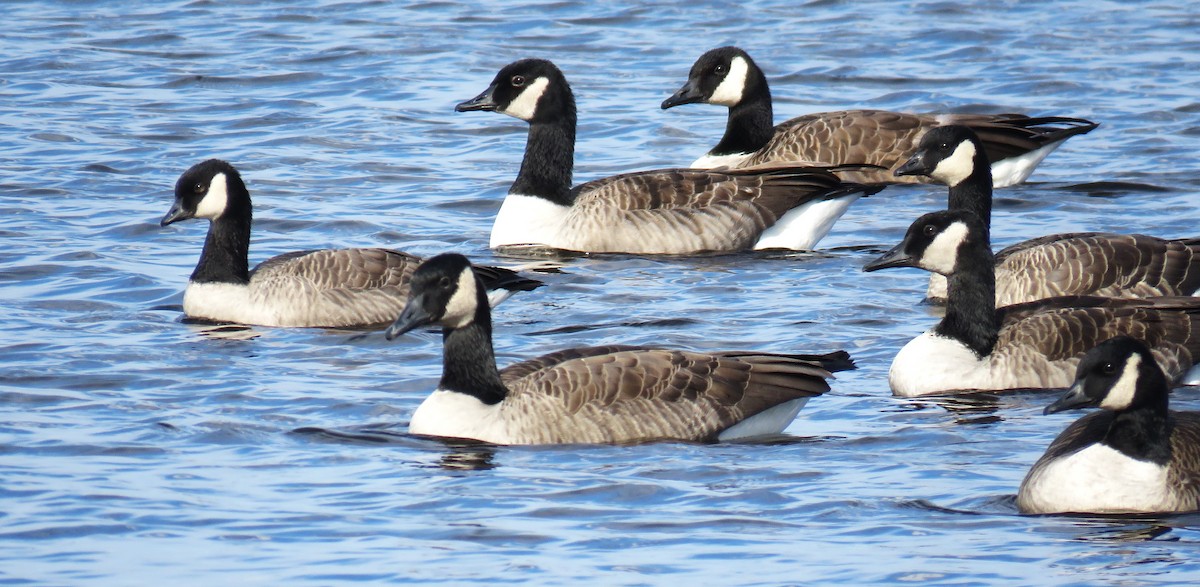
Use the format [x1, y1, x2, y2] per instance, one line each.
[4, 1, 1200, 584]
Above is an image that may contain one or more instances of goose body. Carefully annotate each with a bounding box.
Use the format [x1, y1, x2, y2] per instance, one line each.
[457, 58, 882, 254]
[863, 210, 1200, 396]
[161, 160, 542, 328]
[1018, 337, 1200, 514]
[662, 47, 1098, 187]
[385, 254, 854, 444]
[897, 125, 1200, 305]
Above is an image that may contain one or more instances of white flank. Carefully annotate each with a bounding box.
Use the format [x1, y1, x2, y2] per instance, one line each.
[501, 77, 550, 121]
[689, 151, 752, 169]
[1019, 443, 1174, 514]
[990, 139, 1065, 188]
[930, 141, 977, 187]
[489, 194, 571, 248]
[921, 221, 969, 275]
[1099, 353, 1142, 410]
[717, 398, 809, 441]
[753, 194, 861, 250]
[441, 267, 480, 328]
[708, 55, 749, 106]
[408, 388, 507, 443]
[194, 172, 229, 219]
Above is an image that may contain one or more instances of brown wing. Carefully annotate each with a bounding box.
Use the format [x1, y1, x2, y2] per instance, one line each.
[496, 349, 848, 443]
[1167, 412, 1200, 507]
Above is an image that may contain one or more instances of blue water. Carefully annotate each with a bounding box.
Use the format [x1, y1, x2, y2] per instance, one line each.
[3, 0, 1200, 584]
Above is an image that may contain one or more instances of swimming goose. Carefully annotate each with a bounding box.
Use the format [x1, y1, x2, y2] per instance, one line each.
[898, 125, 1200, 305]
[661, 46, 1098, 187]
[455, 58, 884, 254]
[384, 253, 854, 444]
[160, 159, 543, 328]
[1018, 336, 1200, 514]
[863, 210, 1200, 396]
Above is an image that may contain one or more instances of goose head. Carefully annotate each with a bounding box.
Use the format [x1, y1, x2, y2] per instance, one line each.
[455, 58, 573, 123]
[1044, 336, 1168, 415]
[385, 253, 485, 340]
[662, 46, 763, 109]
[161, 159, 248, 226]
[863, 209, 986, 276]
[895, 125, 988, 187]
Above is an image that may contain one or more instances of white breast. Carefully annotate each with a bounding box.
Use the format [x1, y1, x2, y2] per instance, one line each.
[489, 194, 571, 249]
[689, 152, 752, 169]
[183, 281, 262, 324]
[752, 194, 860, 251]
[408, 389, 508, 443]
[1019, 443, 1175, 514]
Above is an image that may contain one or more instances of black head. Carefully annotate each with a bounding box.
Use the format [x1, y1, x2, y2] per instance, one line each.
[161, 159, 246, 226]
[1044, 336, 1168, 415]
[662, 46, 761, 109]
[385, 253, 485, 340]
[863, 209, 986, 275]
[454, 58, 574, 123]
[895, 125, 989, 186]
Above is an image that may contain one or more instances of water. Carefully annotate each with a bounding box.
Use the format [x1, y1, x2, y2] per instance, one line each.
[3, 0, 1200, 584]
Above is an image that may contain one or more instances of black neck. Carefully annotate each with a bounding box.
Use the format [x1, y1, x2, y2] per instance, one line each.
[1104, 370, 1173, 464]
[191, 208, 252, 285]
[935, 236, 999, 357]
[711, 73, 774, 156]
[439, 285, 509, 405]
[946, 154, 994, 233]
[510, 117, 576, 206]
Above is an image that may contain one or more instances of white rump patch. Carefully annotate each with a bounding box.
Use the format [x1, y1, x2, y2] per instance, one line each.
[990, 139, 1066, 188]
[1019, 443, 1174, 514]
[489, 194, 570, 248]
[708, 55, 749, 107]
[921, 220, 969, 275]
[409, 388, 507, 443]
[500, 77, 550, 121]
[753, 195, 861, 250]
[194, 172, 229, 220]
[441, 267, 480, 328]
[717, 398, 809, 441]
[930, 141, 977, 187]
[1099, 353, 1141, 410]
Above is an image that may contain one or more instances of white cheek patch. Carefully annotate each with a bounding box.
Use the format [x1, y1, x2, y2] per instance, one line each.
[1100, 353, 1142, 410]
[921, 221, 969, 275]
[708, 55, 749, 106]
[194, 172, 229, 220]
[501, 77, 550, 121]
[931, 140, 977, 187]
[441, 267, 480, 328]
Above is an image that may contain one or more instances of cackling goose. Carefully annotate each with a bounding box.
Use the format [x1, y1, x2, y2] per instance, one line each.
[160, 159, 543, 328]
[662, 46, 1098, 187]
[456, 58, 884, 254]
[863, 210, 1200, 396]
[385, 253, 854, 444]
[1018, 336, 1200, 514]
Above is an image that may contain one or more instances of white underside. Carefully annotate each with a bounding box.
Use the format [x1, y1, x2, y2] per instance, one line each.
[717, 398, 809, 441]
[489, 194, 571, 249]
[690, 151, 752, 169]
[752, 195, 861, 250]
[886, 330, 1074, 397]
[1019, 443, 1176, 514]
[183, 281, 274, 325]
[990, 139, 1067, 188]
[408, 388, 508, 443]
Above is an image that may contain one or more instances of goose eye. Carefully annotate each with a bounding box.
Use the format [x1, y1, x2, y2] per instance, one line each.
[714, 64, 726, 75]
[193, 182, 206, 195]
[438, 276, 452, 288]
[923, 224, 937, 236]
[511, 75, 525, 87]
[1100, 362, 1117, 375]
[939, 143, 951, 151]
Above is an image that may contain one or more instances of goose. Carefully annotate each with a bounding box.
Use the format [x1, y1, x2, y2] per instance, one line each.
[661, 46, 1098, 187]
[160, 159, 543, 328]
[898, 125, 1200, 305]
[384, 253, 855, 444]
[455, 58, 884, 254]
[862, 209, 1200, 397]
[1017, 336, 1200, 514]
